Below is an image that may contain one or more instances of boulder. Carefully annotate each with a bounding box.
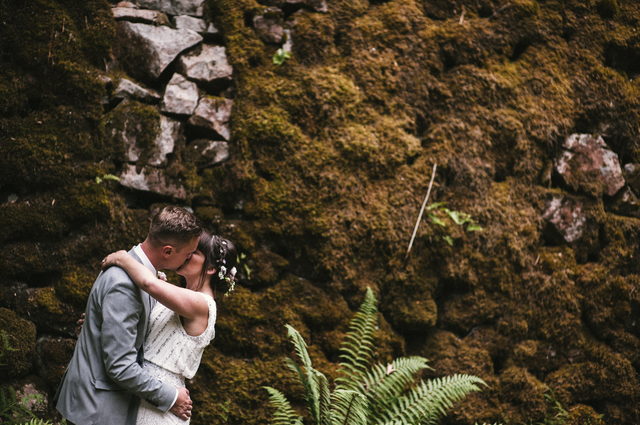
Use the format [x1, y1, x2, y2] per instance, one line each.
[115, 21, 203, 80]
[188, 96, 233, 140]
[160, 73, 199, 116]
[178, 45, 233, 90]
[282, 0, 328, 13]
[112, 7, 170, 26]
[119, 164, 187, 199]
[26, 287, 79, 336]
[608, 185, 640, 218]
[253, 8, 284, 44]
[554, 134, 625, 197]
[148, 115, 181, 166]
[132, 0, 205, 17]
[37, 337, 76, 388]
[113, 78, 161, 104]
[173, 15, 206, 34]
[184, 139, 230, 168]
[542, 195, 586, 243]
[624, 163, 640, 194]
[0, 308, 37, 379]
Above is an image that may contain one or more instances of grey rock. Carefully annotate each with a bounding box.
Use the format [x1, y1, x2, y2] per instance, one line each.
[542, 195, 586, 243]
[188, 96, 233, 140]
[554, 134, 625, 197]
[112, 7, 170, 25]
[609, 185, 640, 218]
[113, 78, 161, 104]
[253, 8, 284, 44]
[185, 139, 229, 168]
[132, 0, 205, 17]
[205, 22, 223, 42]
[178, 45, 233, 88]
[624, 163, 640, 195]
[160, 73, 199, 116]
[119, 164, 187, 199]
[173, 15, 206, 33]
[148, 115, 181, 166]
[115, 21, 203, 80]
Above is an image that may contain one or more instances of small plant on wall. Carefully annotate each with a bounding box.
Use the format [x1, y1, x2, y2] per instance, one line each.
[264, 288, 486, 425]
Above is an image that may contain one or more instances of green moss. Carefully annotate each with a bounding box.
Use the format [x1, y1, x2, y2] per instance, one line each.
[104, 100, 161, 165]
[39, 337, 76, 388]
[0, 308, 37, 379]
[498, 366, 549, 423]
[56, 266, 96, 306]
[30, 287, 65, 316]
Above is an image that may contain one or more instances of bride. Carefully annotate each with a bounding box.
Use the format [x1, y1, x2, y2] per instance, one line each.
[102, 233, 237, 424]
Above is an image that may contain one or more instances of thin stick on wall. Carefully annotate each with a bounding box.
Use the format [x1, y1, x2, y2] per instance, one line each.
[405, 163, 437, 260]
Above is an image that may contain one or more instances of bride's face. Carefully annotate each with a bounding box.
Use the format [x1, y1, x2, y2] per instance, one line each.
[177, 249, 206, 283]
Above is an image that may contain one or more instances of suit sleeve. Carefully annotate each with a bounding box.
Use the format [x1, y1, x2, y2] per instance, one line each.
[101, 280, 178, 412]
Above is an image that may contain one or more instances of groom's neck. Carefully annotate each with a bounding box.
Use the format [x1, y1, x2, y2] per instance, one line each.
[140, 239, 163, 270]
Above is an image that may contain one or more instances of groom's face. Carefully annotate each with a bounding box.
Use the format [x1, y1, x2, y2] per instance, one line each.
[166, 236, 200, 271]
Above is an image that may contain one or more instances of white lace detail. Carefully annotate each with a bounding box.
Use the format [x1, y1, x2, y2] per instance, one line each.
[136, 361, 188, 425]
[144, 293, 216, 379]
[136, 293, 217, 425]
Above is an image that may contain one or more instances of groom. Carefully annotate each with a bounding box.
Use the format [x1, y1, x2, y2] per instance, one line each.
[55, 206, 203, 424]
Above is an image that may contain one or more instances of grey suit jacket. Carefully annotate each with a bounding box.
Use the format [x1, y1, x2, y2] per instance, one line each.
[55, 249, 176, 425]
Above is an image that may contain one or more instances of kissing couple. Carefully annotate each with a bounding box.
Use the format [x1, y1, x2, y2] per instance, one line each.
[55, 206, 237, 424]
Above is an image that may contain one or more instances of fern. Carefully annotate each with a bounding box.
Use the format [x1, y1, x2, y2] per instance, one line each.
[285, 325, 321, 424]
[265, 288, 487, 425]
[331, 390, 367, 425]
[375, 374, 485, 425]
[264, 387, 304, 425]
[361, 357, 432, 419]
[335, 288, 378, 391]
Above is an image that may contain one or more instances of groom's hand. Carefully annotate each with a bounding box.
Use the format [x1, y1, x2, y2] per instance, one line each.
[170, 387, 193, 420]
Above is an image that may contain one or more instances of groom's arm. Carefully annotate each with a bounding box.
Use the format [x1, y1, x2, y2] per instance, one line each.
[101, 278, 177, 412]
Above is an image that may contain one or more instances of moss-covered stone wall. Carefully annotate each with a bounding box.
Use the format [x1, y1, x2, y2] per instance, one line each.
[2, 0, 640, 423]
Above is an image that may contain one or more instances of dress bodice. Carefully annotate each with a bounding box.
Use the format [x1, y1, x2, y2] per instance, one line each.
[143, 293, 216, 379]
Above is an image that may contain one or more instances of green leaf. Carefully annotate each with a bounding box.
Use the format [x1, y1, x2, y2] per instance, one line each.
[273, 48, 291, 65]
[442, 236, 454, 246]
[102, 174, 120, 182]
[467, 224, 484, 232]
[445, 209, 471, 226]
[428, 213, 446, 227]
[426, 202, 445, 211]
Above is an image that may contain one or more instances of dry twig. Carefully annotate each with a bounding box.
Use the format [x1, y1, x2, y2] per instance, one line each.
[405, 163, 437, 260]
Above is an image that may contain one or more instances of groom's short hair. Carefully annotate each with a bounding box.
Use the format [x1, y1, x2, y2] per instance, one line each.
[148, 206, 203, 251]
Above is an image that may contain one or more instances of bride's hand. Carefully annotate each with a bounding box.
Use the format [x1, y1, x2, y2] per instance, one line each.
[101, 250, 128, 269]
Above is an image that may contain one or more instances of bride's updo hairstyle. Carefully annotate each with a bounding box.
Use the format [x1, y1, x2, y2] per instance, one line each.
[195, 233, 238, 296]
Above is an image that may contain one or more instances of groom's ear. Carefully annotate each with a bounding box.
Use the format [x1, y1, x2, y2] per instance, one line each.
[162, 245, 175, 257]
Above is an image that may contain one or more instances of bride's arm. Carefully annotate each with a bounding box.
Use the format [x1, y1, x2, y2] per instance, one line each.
[102, 251, 208, 320]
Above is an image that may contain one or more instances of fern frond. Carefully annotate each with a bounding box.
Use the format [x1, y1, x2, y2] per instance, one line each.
[264, 387, 304, 425]
[285, 325, 321, 424]
[285, 357, 309, 390]
[361, 357, 431, 421]
[314, 370, 332, 425]
[330, 389, 368, 425]
[336, 288, 378, 391]
[375, 374, 486, 425]
[287, 324, 314, 373]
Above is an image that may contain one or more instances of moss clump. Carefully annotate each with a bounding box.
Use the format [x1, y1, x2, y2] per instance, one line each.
[38, 337, 76, 388]
[56, 266, 96, 306]
[104, 100, 161, 166]
[0, 308, 37, 379]
[498, 366, 549, 423]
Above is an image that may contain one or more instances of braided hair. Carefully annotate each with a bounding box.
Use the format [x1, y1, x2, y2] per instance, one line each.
[194, 233, 237, 297]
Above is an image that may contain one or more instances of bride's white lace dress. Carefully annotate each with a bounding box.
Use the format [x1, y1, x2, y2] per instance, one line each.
[136, 293, 216, 425]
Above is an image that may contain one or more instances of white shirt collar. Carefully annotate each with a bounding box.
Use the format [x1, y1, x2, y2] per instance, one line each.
[133, 244, 157, 275]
